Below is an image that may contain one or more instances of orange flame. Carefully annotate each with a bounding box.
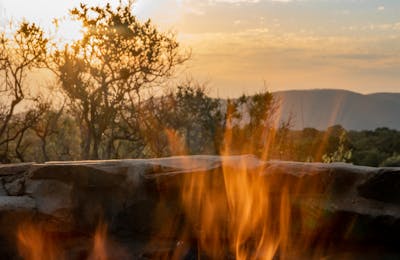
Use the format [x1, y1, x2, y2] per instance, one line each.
[175, 157, 293, 259]
[89, 222, 108, 260]
[153, 101, 329, 259]
[17, 222, 63, 260]
[16, 220, 128, 260]
[89, 221, 129, 260]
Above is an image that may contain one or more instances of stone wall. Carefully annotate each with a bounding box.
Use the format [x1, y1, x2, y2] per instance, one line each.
[0, 155, 399, 259]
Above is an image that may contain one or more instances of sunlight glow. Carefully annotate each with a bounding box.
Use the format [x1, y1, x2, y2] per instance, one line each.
[0, 0, 399, 95]
[0, 0, 120, 43]
[54, 18, 84, 44]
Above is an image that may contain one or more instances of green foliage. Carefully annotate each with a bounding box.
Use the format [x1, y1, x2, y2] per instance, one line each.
[322, 130, 352, 163]
[134, 82, 224, 157]
[169, 84, 223, 155]
[221, 91, 281, 157]
[248, 92, 276, 129]
[380, 154, 400, 167]
[281, 126, 400, 166]
[348, 127, 400, 166]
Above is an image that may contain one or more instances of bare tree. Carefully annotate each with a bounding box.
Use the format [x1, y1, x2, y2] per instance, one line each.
[10, 103, 49, 162]
[0, 22, 50, 162]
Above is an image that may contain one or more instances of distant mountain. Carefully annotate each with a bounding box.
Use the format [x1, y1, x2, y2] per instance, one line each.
[273, 89, 400, 130]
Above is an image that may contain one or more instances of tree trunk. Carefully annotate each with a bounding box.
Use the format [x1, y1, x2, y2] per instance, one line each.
[15, 133, 25, 162]
[40, 137, 49, 162]
[81, 126, 91, 160]
[91, 132, 100, 160]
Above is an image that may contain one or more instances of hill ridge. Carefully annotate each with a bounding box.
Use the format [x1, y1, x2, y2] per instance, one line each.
[272, 89, 400, 130]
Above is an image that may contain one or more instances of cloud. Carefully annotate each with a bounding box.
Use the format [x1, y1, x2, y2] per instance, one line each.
[139, 0, 400, 95]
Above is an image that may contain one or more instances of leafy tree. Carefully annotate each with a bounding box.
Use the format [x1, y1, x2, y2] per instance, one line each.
[348, 128, 400, 166]
[272, 118, 294, 160]
[53, 2, 188, 159]
[248, 92, 277, 130]
[137, 82, 223, 157]
[169, 83, 223, 154]
[295, 127, 321, 162]
[226, 91, 279, 157]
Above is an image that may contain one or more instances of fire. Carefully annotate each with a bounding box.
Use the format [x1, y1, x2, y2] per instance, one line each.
[89, 222, 108, 260]
[15, 96, 338, 259]
[16, 220, 127, 260]
[174, 157, 293, 259]
[87, 221, 129, 259]
[16, 222, 63, 260]
[155, 106, 325, 259]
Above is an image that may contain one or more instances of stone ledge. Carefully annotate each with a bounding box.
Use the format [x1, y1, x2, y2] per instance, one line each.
[0, 155, 399, 259]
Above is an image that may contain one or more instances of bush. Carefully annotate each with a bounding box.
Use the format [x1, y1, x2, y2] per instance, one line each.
[380, 154, 400, 167]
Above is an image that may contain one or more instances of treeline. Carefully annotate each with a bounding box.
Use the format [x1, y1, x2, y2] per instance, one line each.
[1, 84, 288, 162]
[4, 71, 400, 167]
[276, 125, 400, 167]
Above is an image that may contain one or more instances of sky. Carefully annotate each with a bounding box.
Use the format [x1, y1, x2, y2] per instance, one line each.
[0, 0, 399, 97]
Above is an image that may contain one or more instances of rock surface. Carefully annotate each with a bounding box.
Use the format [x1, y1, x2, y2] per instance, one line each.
[0, 155, 399, 259]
